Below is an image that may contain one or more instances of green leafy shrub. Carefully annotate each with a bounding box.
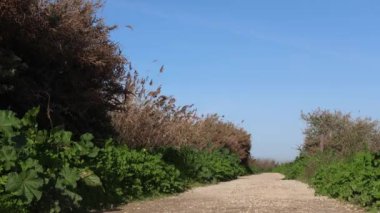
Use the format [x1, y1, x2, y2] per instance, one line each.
[275, 109, 380, 210]
[0, 108, 103, 212]
[273, 156, 306, 180]
[274, 151, 342, 180]
[275, 152, 380, 210]
[0, 107, 249, 212]
[92, 144, 186, 207]
[312, 152, 380, 210]
[0, 108, 186, 211]
[159, 147, 246, 183]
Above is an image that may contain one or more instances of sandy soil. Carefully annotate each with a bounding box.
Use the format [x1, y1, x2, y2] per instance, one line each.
[105, 173, 364, 213]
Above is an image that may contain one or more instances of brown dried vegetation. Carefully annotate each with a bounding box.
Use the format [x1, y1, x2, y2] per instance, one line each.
[112, 70, 252, 162]
[0, 0, 126, 137]
[248, 158, 278, 172]
[0, 0, 252, 160]
[302, 109, 380, 156]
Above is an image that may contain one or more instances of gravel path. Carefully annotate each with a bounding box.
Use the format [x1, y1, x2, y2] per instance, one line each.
[107, 173, 364, 213]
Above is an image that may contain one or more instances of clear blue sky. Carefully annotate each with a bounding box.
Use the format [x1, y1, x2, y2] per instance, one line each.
[101, 0, 380, 162]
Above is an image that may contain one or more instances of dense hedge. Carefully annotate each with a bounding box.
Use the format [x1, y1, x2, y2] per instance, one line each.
[159, 147, 246, 183]
[91, 145, 186, 208]
[275, 109, 380, 210]
[274, 152, 380, 210]
[0, 108, 249, 212]
[312, 152, 380, 210]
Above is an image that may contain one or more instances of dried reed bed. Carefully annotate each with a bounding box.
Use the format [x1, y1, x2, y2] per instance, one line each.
[0, 0, 252, 161]
[111, 71, 252, 162]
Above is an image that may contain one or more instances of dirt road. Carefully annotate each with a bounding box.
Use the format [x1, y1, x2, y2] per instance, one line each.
[109, 173, 363, 213]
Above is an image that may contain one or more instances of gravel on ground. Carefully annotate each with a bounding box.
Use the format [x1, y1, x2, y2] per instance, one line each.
[105, 173, 364, 213]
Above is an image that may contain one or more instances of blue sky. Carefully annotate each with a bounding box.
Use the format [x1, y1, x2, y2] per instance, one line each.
[101, 0, 380, 161]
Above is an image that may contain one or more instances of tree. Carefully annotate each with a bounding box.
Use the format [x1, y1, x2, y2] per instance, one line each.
[0, 0, 127, 138]
[301, 109, 380, 156]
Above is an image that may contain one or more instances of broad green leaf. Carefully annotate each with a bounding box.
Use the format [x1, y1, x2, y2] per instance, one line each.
[0, 110, 20, 136]
[61, 188, 82, 205]
[0, 175, 8, 187]
[52, 130, 72, 145]
[55, 167, 82, 206]
[87, 147, 99, 158]
[80, 169, 102, 187]
[20, 158, 43, 173]
[74, 136, 98, 157]
[0, 146, 17, 170]
[20, 107, 39, 127]
[373, 191, 380, 199]
[80, 133, 94, 143]
[61, 131, 72, 144]
[5, 170, 43, 203]
[56, 166, 80, 189]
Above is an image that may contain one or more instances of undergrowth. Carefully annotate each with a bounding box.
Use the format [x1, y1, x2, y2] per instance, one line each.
[275, 152, 380, 210]
[275, 109, 380, 211]
[0, 108, 249, 212]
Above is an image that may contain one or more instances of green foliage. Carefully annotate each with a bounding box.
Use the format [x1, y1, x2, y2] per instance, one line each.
[91, 144, 186, 207]
[273, 157, 306, 180]
[275, 152, 380, 210]
[0, 108, 247, 212]
[1, 0, 254, 211]
[275, 109, 380, 210]
[0, 146, 17, 170]
[5, 170, 43, 203]
[312, 152, 380, 210]
[274, 152, 338, 181]
[160, 147, 246, 183]
[0, 110, 21, 137]
[0, 108, 103, 212]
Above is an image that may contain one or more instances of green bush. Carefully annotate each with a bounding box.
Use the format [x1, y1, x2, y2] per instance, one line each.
[275, 152, 380, 210]
[312, 152, 380, 210]
[0, 108, 103, 212]
[274, 151, 341, 181]
[274, 109, 380, 210]
[0, 108, 248, 212]
[273, 157, 306, 180]
[92, 144, 186, 207]
[159, 147, 246, 183]
[0, 108, 187, 211]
